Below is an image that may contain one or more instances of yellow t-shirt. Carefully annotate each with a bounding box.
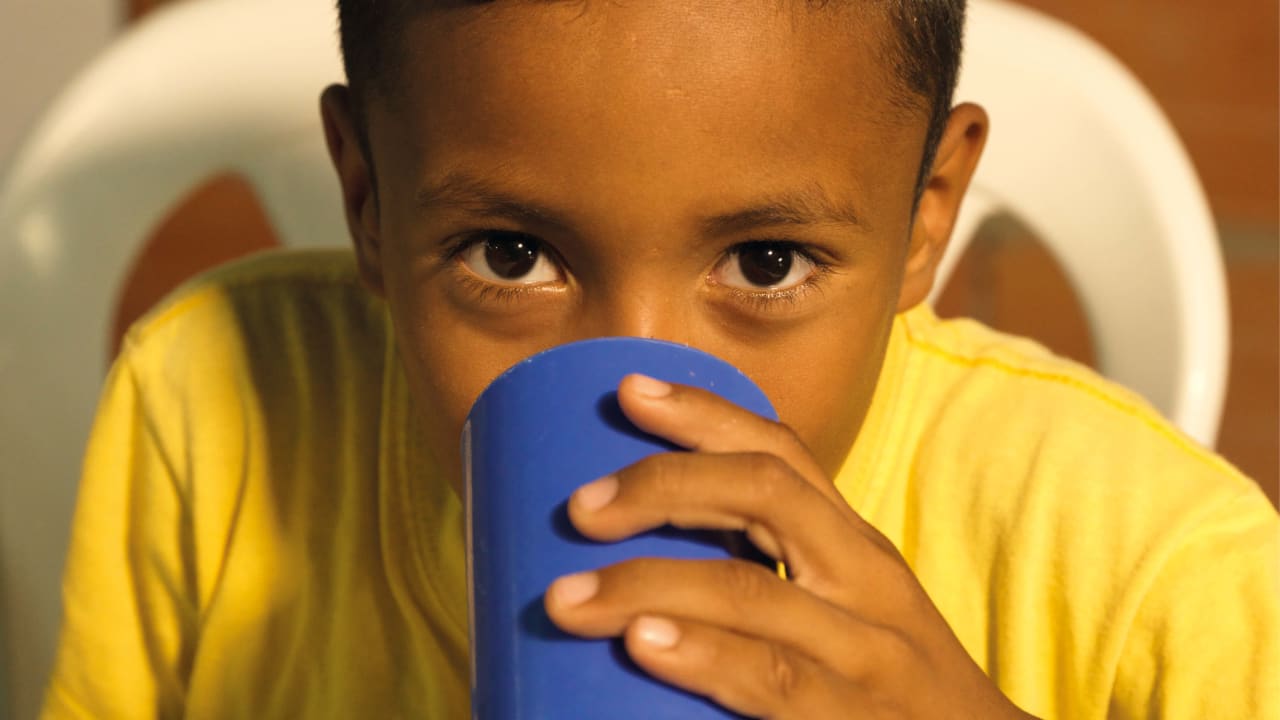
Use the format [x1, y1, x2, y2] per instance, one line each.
[42, 249, 1279, 719]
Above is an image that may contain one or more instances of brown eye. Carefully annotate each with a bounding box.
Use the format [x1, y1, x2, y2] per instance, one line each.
[737, 243, 793, 287]
[459, 232, 562, 285]
[483, 233, 540, 279]
[712, 242, 816, 291]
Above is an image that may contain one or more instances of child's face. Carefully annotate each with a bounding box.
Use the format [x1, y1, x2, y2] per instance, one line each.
[324, 1, 985, 490]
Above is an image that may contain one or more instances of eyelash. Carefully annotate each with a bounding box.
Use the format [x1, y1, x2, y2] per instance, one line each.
[717, 241, 834, 310]
[452, 271, 543, 305]
[441, 232, 560, 306]
[441, 232, 834, 311]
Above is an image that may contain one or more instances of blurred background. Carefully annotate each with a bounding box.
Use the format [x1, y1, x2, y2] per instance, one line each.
[0, 1, 1275, 718]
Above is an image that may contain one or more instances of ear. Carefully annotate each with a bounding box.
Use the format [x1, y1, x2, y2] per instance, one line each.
[320, 84, 385, 296]
[897, 102, 989, 312]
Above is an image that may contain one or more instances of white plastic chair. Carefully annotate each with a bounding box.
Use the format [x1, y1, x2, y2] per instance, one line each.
[0, 1, 1227, 717]
[937, 0, 1227, 446]
[0, 1, 346, 716]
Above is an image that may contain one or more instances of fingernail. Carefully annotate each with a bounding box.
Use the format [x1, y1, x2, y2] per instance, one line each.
[574, 475, 618, 512]
[552, 572, 599, 607]
[634, 616, 680, 649]
[629, 374, 672, 399]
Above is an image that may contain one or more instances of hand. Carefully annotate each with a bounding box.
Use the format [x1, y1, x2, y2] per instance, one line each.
[544, 374, 1035, 719]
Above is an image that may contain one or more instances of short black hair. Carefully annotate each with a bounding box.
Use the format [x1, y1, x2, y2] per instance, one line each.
[336, 1, 965, 199]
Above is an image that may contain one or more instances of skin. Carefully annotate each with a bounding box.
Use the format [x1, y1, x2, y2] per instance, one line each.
[322, 1, 1030, 717]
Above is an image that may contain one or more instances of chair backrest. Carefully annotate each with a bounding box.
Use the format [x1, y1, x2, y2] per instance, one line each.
[0, 1, 345, 716]
[0, 1, 1228, 717]
[938, 0, 1228, 446]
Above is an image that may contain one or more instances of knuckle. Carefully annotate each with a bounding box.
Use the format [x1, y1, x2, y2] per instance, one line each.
[768, 421, 808, 454]
[741, 452, 799, 499]
[862, 518, 908, 560]
[742, 451, 791, 483]
[765, 643, 804, 701]
[630, 452, 687, 495]
[719, 559, 776, 608]
[858, 627, 919, 682]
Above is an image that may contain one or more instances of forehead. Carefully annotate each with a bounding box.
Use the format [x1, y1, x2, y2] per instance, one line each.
[398, 1, 906, 115]
[369, 1, 926, 223]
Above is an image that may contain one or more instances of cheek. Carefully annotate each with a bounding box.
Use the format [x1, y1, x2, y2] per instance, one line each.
[389, 296, 545, 490]
[724, 268, 901, 479]
[374, 213, 563, 488]
[377, 247, 532, 490]
[749, 319, 893, 478]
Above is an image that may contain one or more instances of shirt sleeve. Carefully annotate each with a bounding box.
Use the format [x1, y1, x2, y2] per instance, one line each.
[1108, 489, 1280, 720]
[40, 342, 196, 720]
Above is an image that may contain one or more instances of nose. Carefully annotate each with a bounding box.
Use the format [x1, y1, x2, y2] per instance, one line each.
[578, 286, 694, 345]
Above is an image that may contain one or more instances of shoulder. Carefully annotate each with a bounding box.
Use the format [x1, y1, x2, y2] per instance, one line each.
[899, 305, 1249, 494]
[888, 308, 1278, 715]
[52, 250, 400, 717]
[894, 304, 1274, 580]
[120, 248, 386, 386]
[115, 248, 391, 454]
[124, 247, 380, 353]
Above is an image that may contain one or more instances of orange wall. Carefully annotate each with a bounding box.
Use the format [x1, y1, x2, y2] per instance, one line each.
[1011, 0, 1279, 226]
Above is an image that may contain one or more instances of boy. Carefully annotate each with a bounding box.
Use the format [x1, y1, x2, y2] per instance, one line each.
[41, 1, 1278, 718]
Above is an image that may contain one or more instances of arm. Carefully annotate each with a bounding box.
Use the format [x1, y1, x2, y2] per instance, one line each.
[1108, 491, 1279, 720]
[41, 344, 195, 720]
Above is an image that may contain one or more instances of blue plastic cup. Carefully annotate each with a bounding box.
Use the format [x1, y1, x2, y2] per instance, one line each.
[463, 337, 778, 720]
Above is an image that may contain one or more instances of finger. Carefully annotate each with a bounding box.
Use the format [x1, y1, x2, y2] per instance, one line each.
[615, 375, 897, 556]
[569, 451, 854, 577]
[544, 557, 876, 675]
[615, 374, 835, 501]
[623, 615, 852, 720]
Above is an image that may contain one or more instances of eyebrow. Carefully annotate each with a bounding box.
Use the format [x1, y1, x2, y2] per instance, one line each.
[415, 171, 868, 236]
[700, 185, 869, 237]
[416, 171, 576, 233]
